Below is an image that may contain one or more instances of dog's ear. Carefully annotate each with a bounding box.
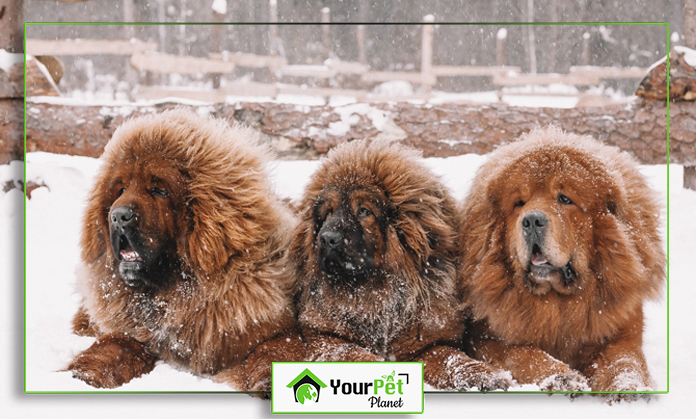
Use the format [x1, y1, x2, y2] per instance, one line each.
[289, 203, 317, 277]
[396, 212, 431, 263]
[81, 188, 110, 264]
[459, 187, 500, 266]
[185, 180, 275, 276]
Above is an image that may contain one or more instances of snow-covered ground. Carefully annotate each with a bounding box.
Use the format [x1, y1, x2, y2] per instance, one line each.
[1, 146, 692, 417]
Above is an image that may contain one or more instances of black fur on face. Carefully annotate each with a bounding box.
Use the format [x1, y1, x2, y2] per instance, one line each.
[106, 163, 186, 290]
[313, 188, 391, 286]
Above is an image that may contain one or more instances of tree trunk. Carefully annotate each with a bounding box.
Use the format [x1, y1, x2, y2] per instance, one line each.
[19, 100, 683, 167]
[0, 0, 23, 53]
[0, 0, 23, 163]
[0, 100, 23, 163]
[686, 0, 696, 49]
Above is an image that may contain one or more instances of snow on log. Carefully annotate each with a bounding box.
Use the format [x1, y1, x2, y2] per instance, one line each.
[637, 47, 696, 101]
[18, 100, 686, 167]
[26, 56, 61, 96]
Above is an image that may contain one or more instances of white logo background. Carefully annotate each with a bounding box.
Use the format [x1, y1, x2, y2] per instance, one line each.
[272, 362, 424, 414]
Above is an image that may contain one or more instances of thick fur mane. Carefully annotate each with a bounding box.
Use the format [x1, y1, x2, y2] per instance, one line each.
[292, 140, 461, 353]
[77, 110, 296, 375]
[458, 126, 665, 364]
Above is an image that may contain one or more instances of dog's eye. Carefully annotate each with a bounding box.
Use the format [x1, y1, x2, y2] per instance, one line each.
[117, 188, 126, 197]
[357, 207, 372, 218]
[558, 194, 573, 205]
[151, 187, 168, 198]
[514, 200, 525, 208]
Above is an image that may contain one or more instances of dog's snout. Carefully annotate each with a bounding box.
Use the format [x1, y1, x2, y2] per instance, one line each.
[111, 207, 136, 227]
[320, 230, 343, 250]
[522, 211, 547, 234]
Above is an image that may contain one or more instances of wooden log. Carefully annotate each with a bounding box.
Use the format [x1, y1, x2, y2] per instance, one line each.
[636, 48, 696, 101]
[277, 85, 366, 99]
[26, 56, 61, 97]
[269, 0, 278, 56]
[582, 32, 591, 66]
[131, 86, 226, 103]
[123, 0, 134, 38]
[22, 100, 681, 168]
[685, 166, 696, 190]
[686, 0, 696, 49]
[548, 2, 558, 73]
[278, 65, 336, 79]
[432, 65, 521, 77]
[130, 52, 236, 75]
[325, 59, 369, 75]
[0, 0, 23, 53]
[421, 15, 434, 94]
[492, 73, 601, 86]
[496, 28, 507, 67]
[35, 55, 65, 85]
[0, 99, 24, 163]
[210, 52, 286, 69]
[357, 25, 366, 65]
[362, 71, 436, 85]
[26, 39, 158, 56]
[322, 7, 331, 61]
[211, 3, 226, 89]
[527, 0, 536, 74]
[223, 81, 278, 97]
[0, 56, 23, 99]
[569, 66, 647, 79]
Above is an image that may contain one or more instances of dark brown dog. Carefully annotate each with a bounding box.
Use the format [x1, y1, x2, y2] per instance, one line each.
[458, 126, 665, 399]
[292, 140, 511, 391]
[69, 110, 304, 391]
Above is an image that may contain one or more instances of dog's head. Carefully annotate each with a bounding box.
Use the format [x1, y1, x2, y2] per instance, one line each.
[498, 148, 607, 296]
[81, 110, 277, 290]
[103, 157, 188, 288]
[292, 139, 459, 305]
[312, 185, 392, 285]
[460, 126, 665, 308]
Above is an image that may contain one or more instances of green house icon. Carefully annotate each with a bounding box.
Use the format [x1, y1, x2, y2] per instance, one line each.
[287, 368, 328, 404]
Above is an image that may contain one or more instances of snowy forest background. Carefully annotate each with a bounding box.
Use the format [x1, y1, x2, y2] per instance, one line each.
[25, 0, 683, 98]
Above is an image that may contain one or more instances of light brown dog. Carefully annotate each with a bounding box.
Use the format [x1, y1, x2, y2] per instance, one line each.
[291, 140, 511, 391]
[458, 126, 665, 399]
[69, 110, 304, 392]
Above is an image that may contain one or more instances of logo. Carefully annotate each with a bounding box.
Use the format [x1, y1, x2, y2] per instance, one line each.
[272, 362, 423, 414]
[287, 368, 328, 404]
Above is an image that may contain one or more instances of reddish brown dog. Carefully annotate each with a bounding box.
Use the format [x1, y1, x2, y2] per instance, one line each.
[291, 140, 511, 391]
[458, 126, 665, 399]
[69, 110, 304, 392]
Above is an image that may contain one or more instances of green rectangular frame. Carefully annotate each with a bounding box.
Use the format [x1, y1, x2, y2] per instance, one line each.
[22, 21, 670, 399]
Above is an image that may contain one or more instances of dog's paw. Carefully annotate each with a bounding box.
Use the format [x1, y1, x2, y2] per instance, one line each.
[603, 391, 652, 404]
[539, 370, 590, 393]
[67, 334, 156, 389]
[470, 369, 514, 392]
[449, 360, 513, 392]
[590, 361, 654, 403]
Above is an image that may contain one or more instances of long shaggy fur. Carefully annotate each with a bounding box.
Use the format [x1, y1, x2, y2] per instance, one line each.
[458, 126, 665, 397]
[292, 140, 510, 391]
[71, 110, 301, 390]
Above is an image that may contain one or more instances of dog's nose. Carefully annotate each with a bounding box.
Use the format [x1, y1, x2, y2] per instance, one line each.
[522, 211, 547, 234]
[320, 230, 343, 250]
[111, 207, 135, 227]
